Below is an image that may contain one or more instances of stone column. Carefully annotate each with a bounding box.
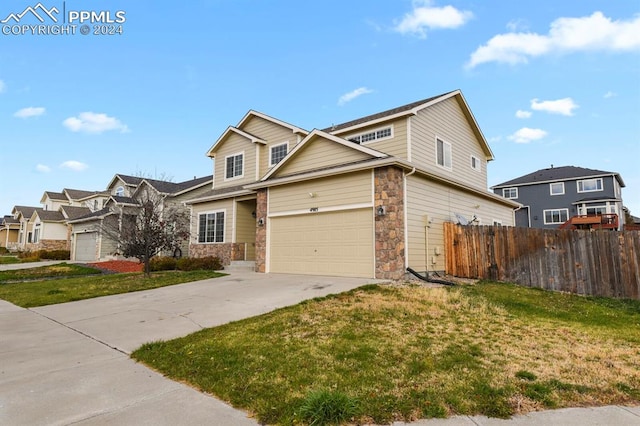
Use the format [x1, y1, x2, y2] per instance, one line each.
[374, 166, 406, 280]
[254, 188, 268, 273]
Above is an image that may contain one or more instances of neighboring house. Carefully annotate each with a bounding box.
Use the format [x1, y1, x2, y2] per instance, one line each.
[0, 215, 20, 250]
[25, 209, 68, 251]
[186, 90, 519, 279]
[63, 188, 110, 212]
[10, 206, 38, 250]
[68, 175, 213, 261]
[491, 166, 625, 230]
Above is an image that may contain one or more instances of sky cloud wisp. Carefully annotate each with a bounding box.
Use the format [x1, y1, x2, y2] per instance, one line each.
[63, 112, 130, 134]
[531, 97, 578, 116]
[515, 110, 532, 119]
[467, 11, 640, 68]
[14, 107, 45, 118]
[35, 164, 51, 173]
[338, 87, 373, 106]
[394, 0, 473, 38]
[508, 127, 548, 144]
[60, 160, 88, 171]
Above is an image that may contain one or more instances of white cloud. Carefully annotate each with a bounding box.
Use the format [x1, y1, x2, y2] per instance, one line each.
[506, 19, 528, 32]
[509, 128, 548, 144]
[14, 107, 46, 118]
[60, 160, 88, 171]
[35, 164, 51, 173]
[394, 0, 473, 38]
[337, 87, 373, 106]
[604, 91, 617, 98]
[0, 80, 6, 93]
[467, 11, 640, 68]
[63, 112, 129, 134]
[531, 97, 578, 116]
[515, 110, 532, 119]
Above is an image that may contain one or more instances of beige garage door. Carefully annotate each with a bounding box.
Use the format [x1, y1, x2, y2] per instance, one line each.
[270, 208, 374, 278]
[74, 232, 97, 262]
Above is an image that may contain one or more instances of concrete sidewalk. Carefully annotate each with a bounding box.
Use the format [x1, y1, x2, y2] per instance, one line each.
[1, 270, 638, 425]
[0, 259, 82, 271]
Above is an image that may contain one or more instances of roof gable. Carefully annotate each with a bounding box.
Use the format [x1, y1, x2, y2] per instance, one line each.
[327, 90, 494, 160]
[106, 174, 143, 192]
[263, 129, 387, 180]
[60, 205, 93, 220]
[206, 126, 267, 157]
[11, 205, 38, 219]
[237, 110, 307, 136]
[31, 208, 65, 222]
[40, 191, 68, 204]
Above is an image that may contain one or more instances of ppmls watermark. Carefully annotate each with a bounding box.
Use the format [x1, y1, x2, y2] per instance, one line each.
[1, 2, 126, 36]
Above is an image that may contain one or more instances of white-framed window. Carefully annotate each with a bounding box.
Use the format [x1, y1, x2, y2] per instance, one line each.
[225, 152, 244, 180]
[269, 142, 288, 167]
[578, 205, 608, 216]
[550, 182, 565, 196]
[197, 211, 225, 243]
[544, 208, 569, 224]
[115, 186, 125, 197]
[577, 178, 603, 193]
[347, 125, 393, 144]
[436, 138, 452, 169]
[470, 155, 481, 171]
[33, 224, 40, 243]
[503, 187, 518, 199]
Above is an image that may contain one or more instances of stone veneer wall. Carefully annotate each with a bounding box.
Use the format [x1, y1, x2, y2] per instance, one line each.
[254, 189, 268, 273]
[26, 239, 69, 252]
[189, 242, 246, 266]
[374, 166, 406, 280]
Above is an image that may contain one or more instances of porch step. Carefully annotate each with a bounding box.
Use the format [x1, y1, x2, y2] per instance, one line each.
[225, 261, 256, 272]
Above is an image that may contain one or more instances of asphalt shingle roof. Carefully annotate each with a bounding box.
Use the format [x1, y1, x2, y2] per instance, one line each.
[493, 166, 624, 187]
[13, 206, 38, 218]
[34, 209, 65, 222]
[44, 191, 68, 201]
[324, 91, 453, 132]
[60, 205, 93, 220]
[64, 188, 108, 200]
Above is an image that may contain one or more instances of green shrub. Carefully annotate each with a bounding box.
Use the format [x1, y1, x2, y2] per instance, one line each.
[38, 250, 71, 260]
[20, 256, 40, 263]
[17, 250, 39, 260]
[298, 389, 360, 426]
[0, 247, 9, 254]
[176, 256, 222, 271]
[150, 256, 178, 271]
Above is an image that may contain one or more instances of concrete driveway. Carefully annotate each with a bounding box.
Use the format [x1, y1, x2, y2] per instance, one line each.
[0, 271, 378, 425]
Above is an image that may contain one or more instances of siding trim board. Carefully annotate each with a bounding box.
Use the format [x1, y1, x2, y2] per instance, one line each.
[269, 203, 373, 218]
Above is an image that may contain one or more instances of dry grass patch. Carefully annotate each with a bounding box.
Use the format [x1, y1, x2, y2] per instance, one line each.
[133, 283, 640, 425]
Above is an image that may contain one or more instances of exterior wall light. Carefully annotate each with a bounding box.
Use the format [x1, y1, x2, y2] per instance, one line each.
[376, 206, 386, 216]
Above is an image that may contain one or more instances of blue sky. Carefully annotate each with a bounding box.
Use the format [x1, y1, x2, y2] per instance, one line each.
[1, 0, 639, 216]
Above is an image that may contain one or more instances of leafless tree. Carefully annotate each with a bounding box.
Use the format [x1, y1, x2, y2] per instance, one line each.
[102, 190, 190, 277]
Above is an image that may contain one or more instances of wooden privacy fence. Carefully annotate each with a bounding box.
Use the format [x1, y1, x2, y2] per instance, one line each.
[444, 223, 640, 299]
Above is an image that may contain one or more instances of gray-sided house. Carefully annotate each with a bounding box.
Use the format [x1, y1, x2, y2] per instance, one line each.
[491, 166, 625, 230]
[68, 174, 213, 261]
[186, 90, 520, 279]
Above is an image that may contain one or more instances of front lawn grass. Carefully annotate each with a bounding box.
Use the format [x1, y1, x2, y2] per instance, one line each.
[0, 270, 225, 307]
[0, 256, 21, 265]
[0, 263, 101, 282]
[132, 282, 640, 425]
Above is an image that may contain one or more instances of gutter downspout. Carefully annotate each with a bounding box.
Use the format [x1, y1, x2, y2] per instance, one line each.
[404, 167, 417, 270]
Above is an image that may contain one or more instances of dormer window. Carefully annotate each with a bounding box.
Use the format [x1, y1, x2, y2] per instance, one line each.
[270, 142, 288, 167]
[115, 186, 125, 197]
[225, 152, 244, 180]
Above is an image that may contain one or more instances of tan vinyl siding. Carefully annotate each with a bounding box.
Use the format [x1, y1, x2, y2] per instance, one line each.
[213, 133, 257, 189]
[411, 97, 489, 191]
[42, 222, 68, 240]
[241, 116, 301, 177]
[235, 200, 256, 260]
[190, 199, 234, 244]
[275, 137, 372, 177]
[269, 171, 373, 214]
[99, 216, 120, 258]
[406, 175, 515, 272]
[341, 118, 408, 158]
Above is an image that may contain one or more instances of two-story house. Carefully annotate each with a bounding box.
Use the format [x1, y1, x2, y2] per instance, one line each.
[68, 174, 213, 261]
[0, 215, 20, 250]
[491, 166, 625, 230]
[186, 90, 519, 279]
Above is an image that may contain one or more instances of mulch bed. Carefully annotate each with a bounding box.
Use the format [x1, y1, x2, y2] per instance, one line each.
[87, 260, 143, 274]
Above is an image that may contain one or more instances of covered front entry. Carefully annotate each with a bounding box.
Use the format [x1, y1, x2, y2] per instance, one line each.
[269, 208, 374, 278]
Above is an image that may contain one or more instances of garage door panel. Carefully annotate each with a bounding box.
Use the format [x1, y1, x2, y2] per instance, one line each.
[270, 209, 373, 278]
[75, 232, 97, 262]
